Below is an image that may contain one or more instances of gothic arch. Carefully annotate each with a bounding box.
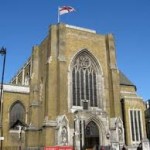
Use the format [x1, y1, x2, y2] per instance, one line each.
[9, 100, 25, 110]
[70, 49, 103, 75]
[85, 121, 99, 149]
[9, 100, 26, 129]
[68, 49, 104, 110]
[85, 115, 107, 145]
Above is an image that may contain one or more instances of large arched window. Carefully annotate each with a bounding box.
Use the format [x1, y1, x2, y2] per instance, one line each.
[9, 101, 25, 128]
[71, 50, 102, 107]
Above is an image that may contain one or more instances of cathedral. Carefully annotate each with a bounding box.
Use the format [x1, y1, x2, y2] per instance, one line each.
[0, 23, 149, 150]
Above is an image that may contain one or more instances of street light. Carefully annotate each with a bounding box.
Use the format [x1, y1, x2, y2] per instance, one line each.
[0, 47, 6, 102]
[0, 47, 6, 150]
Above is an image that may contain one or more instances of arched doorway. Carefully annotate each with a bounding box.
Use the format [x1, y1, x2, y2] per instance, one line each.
[85, 121, 99, 149]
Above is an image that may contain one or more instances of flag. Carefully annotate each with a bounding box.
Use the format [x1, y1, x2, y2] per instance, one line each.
[59, 6, 75, 15]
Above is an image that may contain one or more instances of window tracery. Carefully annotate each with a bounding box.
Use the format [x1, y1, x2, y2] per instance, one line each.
[72, 51, 100, 107]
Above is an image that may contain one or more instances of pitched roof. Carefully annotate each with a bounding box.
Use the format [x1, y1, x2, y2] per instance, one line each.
[119, 71, 136, 91]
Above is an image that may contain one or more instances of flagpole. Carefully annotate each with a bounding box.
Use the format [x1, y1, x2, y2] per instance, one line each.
[58, 6, 60, 23]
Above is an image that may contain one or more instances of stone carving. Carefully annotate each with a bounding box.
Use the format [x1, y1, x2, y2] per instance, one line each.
[142, 138, 150, 150]
[118, 128, 122, 141]
[61, 127, 68, 144]
[110, 117, 124, 145]
[73, 53, 95, 72]
[56, 115, 69, 146]
[116, 119, 124, 144]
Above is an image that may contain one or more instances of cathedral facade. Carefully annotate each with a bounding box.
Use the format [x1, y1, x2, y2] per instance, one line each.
[0, 23, 149, 150]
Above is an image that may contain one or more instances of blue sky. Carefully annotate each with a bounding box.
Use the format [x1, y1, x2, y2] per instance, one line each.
[0, 0, 150, 100]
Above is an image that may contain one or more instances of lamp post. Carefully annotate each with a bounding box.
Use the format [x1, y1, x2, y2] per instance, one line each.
[0, 47, 6, 150]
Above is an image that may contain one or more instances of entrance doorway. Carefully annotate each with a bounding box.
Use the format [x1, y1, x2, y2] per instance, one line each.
[85, 121, 99, 149]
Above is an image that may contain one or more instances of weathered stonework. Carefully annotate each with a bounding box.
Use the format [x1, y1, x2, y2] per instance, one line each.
[1, 23, 148, 150]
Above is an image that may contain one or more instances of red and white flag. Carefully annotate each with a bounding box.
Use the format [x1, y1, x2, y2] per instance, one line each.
[59, 6, 75, 15]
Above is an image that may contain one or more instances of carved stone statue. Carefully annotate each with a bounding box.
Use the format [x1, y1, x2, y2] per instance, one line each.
[61, 127, 67, 144]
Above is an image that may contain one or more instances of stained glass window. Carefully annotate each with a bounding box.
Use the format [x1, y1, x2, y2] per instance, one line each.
[72, 51, 99, 107]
